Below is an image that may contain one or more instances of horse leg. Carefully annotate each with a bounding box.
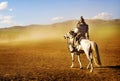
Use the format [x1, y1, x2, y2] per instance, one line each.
[89, 54, 93, 72]
[87, 61, 91, 69]
[87, 53, 92, 69]
[78, 54, 83, 69]
[71, 53, 75, 68]
[86, 53, 93, 72]
[90, 58, 93, 72]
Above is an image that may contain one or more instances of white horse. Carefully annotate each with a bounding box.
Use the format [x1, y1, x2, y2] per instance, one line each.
[64, 30, 101, 72]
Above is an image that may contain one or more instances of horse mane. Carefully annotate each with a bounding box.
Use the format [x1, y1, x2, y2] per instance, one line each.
[69, 30, 77, 37]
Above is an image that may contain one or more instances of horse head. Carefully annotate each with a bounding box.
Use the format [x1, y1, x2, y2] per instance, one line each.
[64, 30, 76, 39]
[64, 30, 76, 47]
[64, 34, 68, 39]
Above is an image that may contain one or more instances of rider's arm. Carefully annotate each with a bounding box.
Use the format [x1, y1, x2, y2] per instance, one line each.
[85, 31, 89, 39]
[85, 25, 89, 39]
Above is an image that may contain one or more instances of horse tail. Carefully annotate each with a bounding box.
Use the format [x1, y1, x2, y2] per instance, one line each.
[91, 42, 102, 67]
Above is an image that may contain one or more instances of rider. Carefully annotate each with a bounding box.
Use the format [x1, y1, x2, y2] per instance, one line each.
[74, 16, 89, 43]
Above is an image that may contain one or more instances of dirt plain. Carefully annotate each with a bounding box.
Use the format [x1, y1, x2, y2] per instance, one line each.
[0, 20, 120, 81]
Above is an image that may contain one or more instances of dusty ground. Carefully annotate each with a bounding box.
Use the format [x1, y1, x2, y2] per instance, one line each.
[0, 19, 120, 81]
[0, 38, 119, 81]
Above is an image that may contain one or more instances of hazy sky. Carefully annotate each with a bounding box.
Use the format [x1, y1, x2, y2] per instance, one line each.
[0, 0, 120, 28]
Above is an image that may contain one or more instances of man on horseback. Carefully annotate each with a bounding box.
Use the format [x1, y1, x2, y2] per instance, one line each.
[70, 16, 89, 46]
[68, 16, 89, 52]
[64, 17, 101, 71]
[65, 16, 89, 53]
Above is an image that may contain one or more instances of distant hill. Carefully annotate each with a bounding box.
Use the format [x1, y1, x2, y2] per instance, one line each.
[0, 19, 120, 43]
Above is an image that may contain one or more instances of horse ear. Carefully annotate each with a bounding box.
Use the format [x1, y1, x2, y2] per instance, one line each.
[64, 35, 66, 39]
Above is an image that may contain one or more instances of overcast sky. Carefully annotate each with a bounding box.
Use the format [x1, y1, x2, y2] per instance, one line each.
[0, 0, 120, 28]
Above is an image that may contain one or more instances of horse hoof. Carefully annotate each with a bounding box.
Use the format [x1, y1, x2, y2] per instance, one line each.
[90, 70, 93, 72]
[80, 67, 83, 69]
